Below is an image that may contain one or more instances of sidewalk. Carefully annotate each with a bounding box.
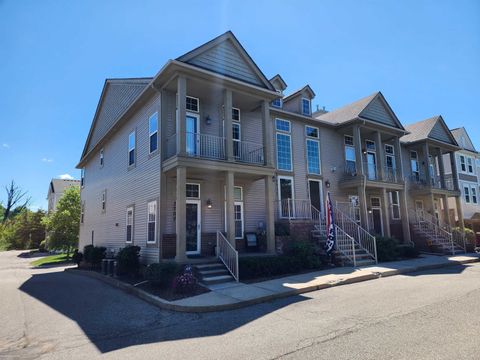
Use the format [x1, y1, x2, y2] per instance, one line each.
[68, 253, 480, 313]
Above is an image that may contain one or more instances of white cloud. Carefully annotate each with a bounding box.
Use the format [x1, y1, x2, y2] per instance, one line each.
[41, 157, 54, 163]
[59, 173, 74, 180]
[2, 143, 9, 148]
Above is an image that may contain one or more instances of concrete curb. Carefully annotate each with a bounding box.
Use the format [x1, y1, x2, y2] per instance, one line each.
[65, 256, 480, 313]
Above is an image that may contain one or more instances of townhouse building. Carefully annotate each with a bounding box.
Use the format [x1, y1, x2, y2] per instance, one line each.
[47, 178, 80, 213]
[77, 31, 467, 280]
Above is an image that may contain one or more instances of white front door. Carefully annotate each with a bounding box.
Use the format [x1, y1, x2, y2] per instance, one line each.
[186, 199, 201, 255]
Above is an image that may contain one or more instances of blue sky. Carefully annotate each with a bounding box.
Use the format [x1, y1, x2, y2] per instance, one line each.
[1, 0, 479, 210]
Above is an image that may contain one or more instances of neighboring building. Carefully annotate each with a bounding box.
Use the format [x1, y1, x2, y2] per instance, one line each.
[77, 31, 467, 279]
[445, 127, 480, 231]
[47, 178, 81, 212]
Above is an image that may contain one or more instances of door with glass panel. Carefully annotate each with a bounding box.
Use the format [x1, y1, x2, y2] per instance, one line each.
[367, 152, 377, 180]
[308, 180, 323, 219]
[186, 200, 201, 254]
[278, 177, 294, 218]
[186, 114, 199, 156]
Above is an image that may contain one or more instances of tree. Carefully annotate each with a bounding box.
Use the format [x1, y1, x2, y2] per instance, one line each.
[43, 187, 81, 258]
[2, 181, 30, 223]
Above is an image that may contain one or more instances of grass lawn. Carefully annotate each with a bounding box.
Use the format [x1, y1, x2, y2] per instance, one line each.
[31, 253, 73, 267]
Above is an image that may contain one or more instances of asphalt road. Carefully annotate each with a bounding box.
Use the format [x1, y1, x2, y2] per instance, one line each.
[1, 250, 479, 360]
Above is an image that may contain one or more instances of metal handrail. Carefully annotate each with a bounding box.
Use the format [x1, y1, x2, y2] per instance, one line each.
[234, 140, 264, 165]
[335, 225, 357, 266]
[276, 199, 317, 220]
[216, 231, 239, 282]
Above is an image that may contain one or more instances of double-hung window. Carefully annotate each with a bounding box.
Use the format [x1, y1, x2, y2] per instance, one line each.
[460, 155, 466, 172]
[232, 108, 241, 158]
[467, 157, 474, 173]
[80, 168, 85, 187]
[471, 186, 478, 204]
[275, 119, 292, 171]
[272, 98, 282, 108]
[390, 191, 401, 220]
[100, 149, 104, 167]
[149, 112, 158, 153]
[464, 186, 470, 203]
[305, 126, 321, 175]
[126, 207, 134, 243]
[344, 135, 356, 175]
[302, 98, 311, 115]
[411, 151, 419, 181]
[128, 131, 136, 166]
[101, 190, 106, 212]
[147, 201, 157, 243]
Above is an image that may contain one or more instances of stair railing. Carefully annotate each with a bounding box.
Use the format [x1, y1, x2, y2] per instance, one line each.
[216, 231, 239, 282]
[408, 209, 455, 254]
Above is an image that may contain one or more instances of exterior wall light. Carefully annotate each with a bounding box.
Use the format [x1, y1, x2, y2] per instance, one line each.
[206, 199, 212, 209]
[205, 115, 212, 125]
[325, 180, 331, 188]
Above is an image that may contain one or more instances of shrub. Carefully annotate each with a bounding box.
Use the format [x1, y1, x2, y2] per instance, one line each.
[145, 262, 180, 288]
[239, 255, 304, 280]
[376, 236, 400, 262]
[275, 222, 290, 236]
[39, 239, 47, 252]
[397, 244, 419, 259]
[72, 250, 83, 267]
[285, 241, 321, 269]
[116, 245, 141, 275]
[83, 245, 94, 263]
[173, 266, 198, 294]
[83, 245, 106, 268]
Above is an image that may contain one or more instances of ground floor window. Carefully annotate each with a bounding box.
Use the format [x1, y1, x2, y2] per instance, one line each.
[147, 201, 157, 243]
[390, 191, 401, 220]
[225, 186, 244, 239]
[126, 206, 134, 243]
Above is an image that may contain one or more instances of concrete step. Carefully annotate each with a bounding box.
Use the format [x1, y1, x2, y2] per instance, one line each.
[194, 263, 224, 270]
[201, 274, 234, 285]
[198, 268, 229, 277]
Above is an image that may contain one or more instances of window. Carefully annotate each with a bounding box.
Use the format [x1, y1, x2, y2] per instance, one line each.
[101, 190, 106, 212]
[467, 157, 473, 173]
[147, 201, 157, 243]
[371, 197, 381, 207]
[149, 112, 158, 153]
[80, 168, 85, 187]
[232, 122, 241, 158]
[411, 151, 419, 180]
[302, 98, 311, 115]
[366, 140, 376, 151]
[306, 139, 321, 174]
[390, 191, 401, 220]
[385, 144, 394, 155]
[224, 186, 244, 239]
[344, 135, 356, 174]
[464, 186, 470, 203]
[276, 119, 292, 171]
[128, 131, 135, 166]
[278, 176, 294, 218]
[272, 98, 282, 108]
[232, 107, 240, 121]
[186, 183, 200, 198]
[385, 145, 396, 176]
[186, 96, 199, 112]
[472, 186, 478, 204]
[80, 201, 85, 224]
[126, 207, 134, 243]
[234, 186, 243, 201]
[100, 148, 104, 167]
[460, 155, 466, 172]
[305, 126, 319, 138]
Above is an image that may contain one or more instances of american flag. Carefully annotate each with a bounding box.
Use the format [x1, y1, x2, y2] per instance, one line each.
[324, 192, 336, 254]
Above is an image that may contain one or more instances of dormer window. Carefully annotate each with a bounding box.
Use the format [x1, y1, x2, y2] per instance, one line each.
[302, 98, 311, 115]
[272, 98, 282, 108]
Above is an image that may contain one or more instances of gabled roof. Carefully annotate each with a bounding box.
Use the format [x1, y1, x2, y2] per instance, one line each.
[451, 127, 477, 152]
[283, 85, 315, 103]
[401, 115, 458, 146]
[81, 78, 152, 158]
[315, 91, 405, 130]
[269, 74, 287, 92]
[176, 31, 274, 91]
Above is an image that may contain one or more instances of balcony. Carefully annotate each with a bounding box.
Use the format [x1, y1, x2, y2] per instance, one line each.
[408, 174, 457, 192]
[340, 161, 403, 187]
[165, 132, 265, 166]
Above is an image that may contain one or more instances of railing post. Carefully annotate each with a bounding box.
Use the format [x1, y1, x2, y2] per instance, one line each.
[352, 237, 356, 267]
[287, 198, 291, 220]
[373, 236, 378, 264]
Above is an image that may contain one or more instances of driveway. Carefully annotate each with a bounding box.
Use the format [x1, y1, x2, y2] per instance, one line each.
[1, 250, 479, 359]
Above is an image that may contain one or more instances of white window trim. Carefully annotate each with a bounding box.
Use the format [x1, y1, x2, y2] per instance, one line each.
[277, 175, 295, 218]
[385, 144, 394, 155]
[389, 191, 401, 220]
[80, 168, 85, 188]
[301, 97, 311, 115]
[100, 148, 104, 167]
[186, 183, 201, 199]
[147, 200, 157, 243]
[224, 186, 244, 240]
[411, 150, 419, 176]
[305, 125, 319, 139]
[232, 122, 241, 141]
[306, 138, 321, 175]
[275, 118, 291, 133]
[272, 97, 283, 108]
[365, 139, 376, 152]
[128, 130, 136, 166]
[276, 132, 293, 171]
[459, 155, 466, 173]
[471, 185, 478, 204]
[232, 107, 241, 122]
[126, 206, 134, 243]
[149, 112, 158, 154]
[467, 157, 474, 174]
[101, 190, 106, 213]
[186, 96, 200, 112]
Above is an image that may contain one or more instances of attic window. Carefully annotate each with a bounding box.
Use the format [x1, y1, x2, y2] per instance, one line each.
[302, 98, 311, 116]
[186, 96, 199, 112]
[272, 98, 282, 108]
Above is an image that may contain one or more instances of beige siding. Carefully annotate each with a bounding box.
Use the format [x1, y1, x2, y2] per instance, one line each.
[430, 121, 454, 144]
[360, 98, 397, 127]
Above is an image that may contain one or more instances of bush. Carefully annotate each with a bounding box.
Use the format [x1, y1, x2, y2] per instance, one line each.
[116, 246, 141, 275]
[173, 266, 198, 294]
[39, 239, 47, 252]
[145, 262, 180, 288]
[275, 222, 290, 236]
[72, 250, 83, 267]
[376, 236, 400, 262]
[83, 245, 94, 263]
[397, 244, 419, 259]
[239, 255, 304, 280]
[83, 245, 106, 268]
[285, 241, 321, 269]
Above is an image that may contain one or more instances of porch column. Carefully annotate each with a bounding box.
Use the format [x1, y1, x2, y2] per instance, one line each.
[375, 131, 385, 180]
[442, 194, 450, 227]
[225, 171, 236, 246]
[382, 188, 391, 237]
[394, 136, 404, 180]
[353, 125, 364, 175]
[428, 193, 435, 218]
[261, 100, 273, 167]
[423, 142, 431, 186]
[436, 148, 446, 189]
[224, 89, 234, 161]
[175, 166, 187, 261]
[176, 76, 187, 156]
[399, 189, 411, 243]
[264, 175, 276, 253]
[449, 152, 459, 191]
[455, 196, 465, 231]
[357, 186, 368, 229]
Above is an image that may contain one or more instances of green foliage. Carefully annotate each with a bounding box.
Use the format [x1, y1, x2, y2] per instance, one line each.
[39, 239, 47, 252]
[285, 241, 321, 269]
[31, 253, 71, 267]
[172, 266, 198, 294]
[375, 236, 400, 262]
[72, 250, 83, 267]
[452, 227, 476, 244]
[239, 255, 304, 280]
[275, 222, 290, 236]
[145, 262, 181, 288]
[83, 245, 106, 267]
[397, 244, 419, 258]
[0, 209, 46, 250]
[116, 246, 141, 275]
[43, 187, 80, 256]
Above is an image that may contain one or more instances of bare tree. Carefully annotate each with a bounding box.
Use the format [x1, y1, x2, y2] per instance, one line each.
[2, 181, 30, 223]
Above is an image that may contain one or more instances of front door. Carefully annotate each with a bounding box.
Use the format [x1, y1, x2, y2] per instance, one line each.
[186, 200, 201, 255]
[278, 176, 294, 218]
[308, 180, 323, 217]
[367, 152, 377, 180]
[370, 197, 383, 235]
[415, 200, 425, 221]
[186, 114, 199, 156]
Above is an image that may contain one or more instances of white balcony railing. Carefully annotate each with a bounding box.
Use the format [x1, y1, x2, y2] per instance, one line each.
[234, 140, 264, 165]
[276, 199, 321, 221]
